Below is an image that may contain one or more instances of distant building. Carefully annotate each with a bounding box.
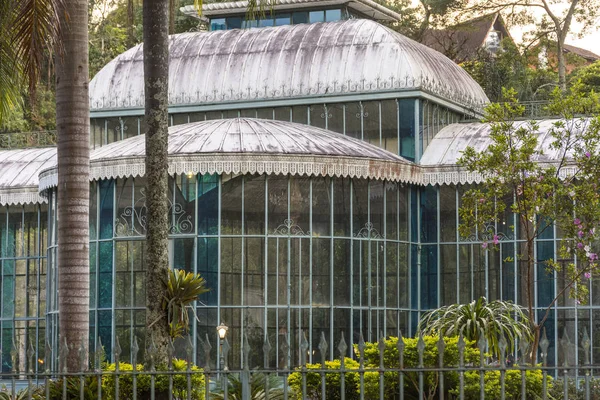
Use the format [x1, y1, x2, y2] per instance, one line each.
[537, 42, 600, 73]
[421, 13, 513, 63]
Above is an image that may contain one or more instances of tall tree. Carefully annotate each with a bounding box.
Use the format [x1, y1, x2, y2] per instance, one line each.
[465, 0, 600, 91]
[143, 0, 171, 364]
[459, 88, 600, 361]
[55, 0, 91, 371]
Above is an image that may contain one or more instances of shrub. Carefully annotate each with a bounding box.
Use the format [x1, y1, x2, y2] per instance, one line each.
[288, 358, 361, 400]
[102, 359, 205, 400]
[457, 367, 548, 400]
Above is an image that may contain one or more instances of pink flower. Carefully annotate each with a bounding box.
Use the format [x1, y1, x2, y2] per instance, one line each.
[493, 235, 499, 245]
[579, 231, 584, 238]
[479, 198, 485, 204]
[482, 242, 488, 249]
[585, 272, 592, 279]
[590, 253, 598, 262]
[578, 242, 585, 249]
[586, 152, 591, 158]
[575, 218, 582, 225]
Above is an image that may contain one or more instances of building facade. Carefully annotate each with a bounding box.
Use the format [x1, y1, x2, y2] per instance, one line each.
[0, 1, 593, 374]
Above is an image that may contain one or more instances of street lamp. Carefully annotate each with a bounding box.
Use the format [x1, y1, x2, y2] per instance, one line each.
[217, 322, 228, 341]
[217, 322, 229, 391]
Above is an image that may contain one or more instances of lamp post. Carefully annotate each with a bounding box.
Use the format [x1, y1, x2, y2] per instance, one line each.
[216, 322, 228, 391]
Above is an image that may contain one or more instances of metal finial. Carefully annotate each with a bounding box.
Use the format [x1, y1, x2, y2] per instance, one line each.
[337, 333, 348, 358]
[319, 332, 328, 364]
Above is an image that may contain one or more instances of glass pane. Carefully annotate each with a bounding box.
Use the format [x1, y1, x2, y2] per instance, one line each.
[440, 185, 457, 242]
[399, 99, 415, 161]
[90, 182, 98, 240]
[226, 16, 242, 29]
[386, 182, 398, 240]
[244, 175, 265, 235]
[256, 108, 273, 119]
[362, 101, 380, 147]
[291, 106, 308, 124]
[99, 180, 114, 239]
[309, 10, 324, 23]
[381, 100, 398, 154]
[345, 103, 361, 139]
[115, 178, 133, 236]
[172, 113, 188, 126]
[274, 107, 291, 122]
[333, 178, 351, 237]
[312, 177, 330, 236]
[198, 174, 218, 235]
[309, 105, 327, 129]
[221, 238, 242, 305]
[98, 241, 113, 308]
[327, 103, 343, 135]
[440, 244, 457, 305]
[172, 174, 196, 235]
[275, 13, 290, 26]
[333, 239, 350, 306]
[171, 238, 194, 272]
[210, 18, 226, 30]
[325, 9, 341, 22]
[352, 180, 368, 236]
[245, 237, 265, 306]
[221, 174, 243, 235]
[292, 11, 308, 24]
[312, 238, 330, 306]
[268, 176, 288, 233]
[289, 176, 310, 235]
[197, 238, 218, 306]
[370, 180, 384, 236]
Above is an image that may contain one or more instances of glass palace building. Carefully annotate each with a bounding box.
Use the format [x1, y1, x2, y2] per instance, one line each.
[0, 0, 592, 372]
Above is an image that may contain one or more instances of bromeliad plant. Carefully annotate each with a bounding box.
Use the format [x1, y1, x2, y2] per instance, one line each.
[163, 269, 209, 338]
[417, 297, 533, 359]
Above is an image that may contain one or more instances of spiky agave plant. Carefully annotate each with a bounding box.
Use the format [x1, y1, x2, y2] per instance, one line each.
[417, 297, 533, 359]
[163, 269, 209, 338]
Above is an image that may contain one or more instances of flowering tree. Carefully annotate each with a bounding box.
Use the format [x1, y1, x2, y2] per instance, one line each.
[458, 86, 600, 361]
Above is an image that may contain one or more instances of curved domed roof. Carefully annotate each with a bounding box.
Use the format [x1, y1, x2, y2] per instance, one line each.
[89, 19, 488, 111]
[0, 147, 56, 205]
[39, 118, 418, 191]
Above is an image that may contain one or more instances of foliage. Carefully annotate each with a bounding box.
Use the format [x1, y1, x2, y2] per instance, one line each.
[31, 376, 100, 400]
[458, 87, 600, 355]
[1, 385, 40, 400]
[163, 269, 209, 338]
[288, 358, 362, 400]
[549, 378, 600, 399]
[458, 367, 548, 399]
[417, 297, 533, 358]
[211, 372, 286, 400]
[460, 40, 558, 102]
[570, 60, 600, 96]
[102, 359, 205, 400]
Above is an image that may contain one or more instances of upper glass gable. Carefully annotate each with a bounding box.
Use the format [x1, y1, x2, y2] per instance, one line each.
[209, 8, 348, 30]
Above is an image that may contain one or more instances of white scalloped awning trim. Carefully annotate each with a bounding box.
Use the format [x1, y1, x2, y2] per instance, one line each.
[0, 187, 48, 205]
[39, 153, 421, 194]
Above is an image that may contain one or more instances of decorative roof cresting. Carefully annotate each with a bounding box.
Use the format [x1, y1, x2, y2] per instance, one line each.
[0, 148, 56, 205]
[38, 118, 418, 192]
[89, 19, 489, 113]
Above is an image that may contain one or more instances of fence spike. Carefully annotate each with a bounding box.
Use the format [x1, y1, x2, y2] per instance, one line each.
[132, 336, 139, 370]
[281, 333, 290, 370]
[582, 327, 591, 365]
[499, 333, 507, 368]
[437, 335, 445, 368]
[519, 334, 530, 365]
[319, 332, 328, 364]
[378, 333, 386, 369]
[337, 333, 348, 358]
[114, 335, 122, 366]
[539, 328, 550, 366]
[417, 333, 425, 368]
[222, 337, 231, 371]
[147, 335, 157, 372]
[95, 337, 104, 372]
[11, 336, 18, 373]
[397, 331, 405, 369]
[27, 339, 35, 374]
[357, 332, 366, 367]
[45, 339, 52, 373]
[560, 327, 570, 368]
[300, 331, 309, 366]
[78, 336, 87, 372]
[263, 333, 272, 369]
[457, 332, 465, 367]
[203, 333, 212, 372]
[243, 332, 250, 371]
[60, 336, 69, 373]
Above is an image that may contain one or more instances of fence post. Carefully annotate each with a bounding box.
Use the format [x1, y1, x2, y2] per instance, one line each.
[319, 332, 328, 400]
[357, 333, 366, 400]
[378, 333, 386, 400]
[582, 328, 591, 400]
[79, 337, 87, 400]
[477, 334, 486, 400]
[114, 335, 122, 400]
[148, 336, 157, 400]
[242, 333, 250, 400]
[45, 340, 52, 400]
[222, 337, 230, 400]
[539, 328, 549, 400]
[167, 337, 174, 400]
[499, 333, 507, 400]
[417, 333, 425, 397]
[457, 332, 465, 400]
[132, 336, 139, 400]
[437, 334, 445, 400]
[60, 336, 69, 400]
[300, 331, 309, 400]
[185, 335, 193, 400]
[338, 333, 347, 400]
[202, 334, 212, 400]
[281, 333, 290, 400]
[397, 331, 405, 400]
[11, 336, 18, 399]
[519, 334, 530, 400]
[27, 340, 34, 400]
[560, 327, 570, 400]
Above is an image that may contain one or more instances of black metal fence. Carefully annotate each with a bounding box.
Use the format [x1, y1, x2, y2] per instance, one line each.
[1, 329, 599, 399]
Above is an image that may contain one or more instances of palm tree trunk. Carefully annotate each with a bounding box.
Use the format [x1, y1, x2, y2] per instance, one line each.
[143, 0, 171, 365]
[55, 0, 90, 372]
